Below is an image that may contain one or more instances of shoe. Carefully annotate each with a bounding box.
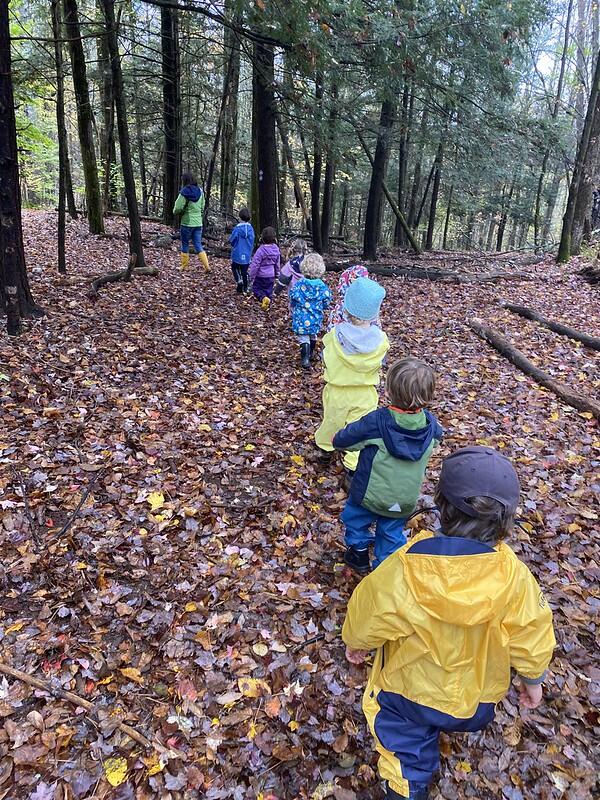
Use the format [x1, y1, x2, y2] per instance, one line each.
[344, 547, 370, 575]
[180, 252, 190, 270]
[300, 342, 311, 369]
[261, 296, 271, 311]
[315, 447, 334, 463]
[198, 251, 210, 272]
[236, 281, 244, 294]
[343, 468, 355, 492]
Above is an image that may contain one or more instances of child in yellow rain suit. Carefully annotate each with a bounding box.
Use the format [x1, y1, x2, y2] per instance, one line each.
[343, 446, 556, 800]
[314, 277, 389, 473]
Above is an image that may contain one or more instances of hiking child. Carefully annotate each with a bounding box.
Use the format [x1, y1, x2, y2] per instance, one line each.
[249, 226, 280, 311]
[288, 253, 332, 369]
[315, 277, 389, 471]
[343, 446, 556, 800]
[334, 358, 442, 575]
[274, 239, 307, 300]
[327, 265, 370, 330]
[173, 173, 209, 272]
[229, 208, 255, 293]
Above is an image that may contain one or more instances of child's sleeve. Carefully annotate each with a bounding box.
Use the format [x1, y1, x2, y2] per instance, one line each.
[229, 227, 238, 245]
[504, 567, 555, 683]
[173, 193, 185, 215]
[343, 556, 413, 650]
[332, 412, 378, 452]
[249, 247, 263, 281]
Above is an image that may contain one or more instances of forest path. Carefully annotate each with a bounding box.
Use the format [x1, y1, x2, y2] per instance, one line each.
[0, 212, 598, 799]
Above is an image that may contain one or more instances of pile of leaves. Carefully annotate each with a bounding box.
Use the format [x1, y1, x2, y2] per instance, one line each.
[0, 212, 598, 800]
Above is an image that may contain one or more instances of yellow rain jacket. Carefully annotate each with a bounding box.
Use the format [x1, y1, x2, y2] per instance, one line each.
[315, 327, 389, 470]
[343, 529, 555, 719]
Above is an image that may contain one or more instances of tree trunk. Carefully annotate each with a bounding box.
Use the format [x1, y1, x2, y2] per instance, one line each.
[496, 179, 516, 251]
[130, 18, 148, 216]
[533, 0, 573, 251]
[252, 40, 278, 232]
[161, 2, 181, 226]
[311, 74, 324, 253]
[219, 0, 240, 218]
[425, 139, 443, 250]
[96, 0, 117, 212]
[338, 180, 349, 238]
[51, 0, 67, 273]
[0, 1, 41, 331]
[394, 81, 411, 246]
[63, 0, 104, 234]
[320, 86, 337, 253]
[557, 48, 600, 262]
[442, 183, 454, 250]
[406, 108, 428, 230]
[100, 0, 145, 267]
[276, 109, 309, 224]
[205, 48, 237, 220]
[363, 98, 397, 260]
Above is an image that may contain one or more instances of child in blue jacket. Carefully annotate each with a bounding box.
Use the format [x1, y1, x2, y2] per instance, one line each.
[229, 208, 255, 293]
[334, 357, 442, 574]
[289, 253, 332, 368]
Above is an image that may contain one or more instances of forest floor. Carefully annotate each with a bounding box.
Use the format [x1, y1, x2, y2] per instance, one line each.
[0, 211, 599, 800]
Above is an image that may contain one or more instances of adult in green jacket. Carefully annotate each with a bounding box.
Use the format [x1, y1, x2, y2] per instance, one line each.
[173, 173, 209, 272]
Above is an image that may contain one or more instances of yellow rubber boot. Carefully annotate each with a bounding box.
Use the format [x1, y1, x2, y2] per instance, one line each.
[180, 252, 190, 270]
[199, 251, 210, 272]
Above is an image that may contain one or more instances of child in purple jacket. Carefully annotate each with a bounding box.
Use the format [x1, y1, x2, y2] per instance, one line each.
[274, 239, 307, 302]
[249, 227, 280, 311]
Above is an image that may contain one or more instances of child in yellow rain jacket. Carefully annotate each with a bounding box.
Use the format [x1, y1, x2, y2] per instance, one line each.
[343, 446, 556, 800]
[314, 277, 389, 473]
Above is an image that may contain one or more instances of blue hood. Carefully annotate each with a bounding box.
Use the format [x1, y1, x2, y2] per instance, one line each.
[378, 410, 443, 461]
[181, 185, 202, 202]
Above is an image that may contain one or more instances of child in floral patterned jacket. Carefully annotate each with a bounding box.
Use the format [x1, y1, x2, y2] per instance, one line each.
[289, 253, 332, 369]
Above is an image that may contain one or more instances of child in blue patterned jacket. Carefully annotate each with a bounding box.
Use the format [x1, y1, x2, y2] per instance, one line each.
[289, 253, 332, 369]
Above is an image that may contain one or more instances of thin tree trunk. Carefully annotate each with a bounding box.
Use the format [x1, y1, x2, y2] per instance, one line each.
[311, 73, 324, 253]
[205, 48, 236, 220]
[51, 0, 67, 273]
[276, 109, 309, 224]
[220, 0, 240, 217]
[442, 183, 453, 250]
[394, 80, 411, 246]
[338, 180, 349, 238]
[0, 1, 41, 329]
[496, 179, 516, 251]
[407, 108, 428, 230]
[363, 98, 397, 260]
[100, 0, 145, 267]
[161, 2, 181, 225]
[533, 0, 573, 250]
[320, 84, 337, 253]
[425, 139, 443, 250]
[63, 0, 104, 234]
[96, 0, 117, 212]
[557, 48, 600, 262]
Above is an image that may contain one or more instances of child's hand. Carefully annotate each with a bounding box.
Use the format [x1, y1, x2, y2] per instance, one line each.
[345, 646, 369, 664]
[515, 679, 543, 709]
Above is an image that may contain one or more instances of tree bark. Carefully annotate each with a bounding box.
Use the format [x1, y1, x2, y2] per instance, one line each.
[442, 183, 454, 250]
[0, 1, 41, 331]
[63, 0, 104, 234]
[425, 138, 443, 250]
[338, 180, 349, 238]
[500, 301, 600, 350]
[406, 107, 428, 230]
[219, 0, 240, 218]
[205, 48, 236, 220]
[496, 179, 516, 251]
[363, 98, 397, 260]
[320, 85, 337, 253]
[276, 109, 309, 224]
[161, 2, 181, 226]
[310, 73, 324, 253]
[100, 0, 145, 267]
[251, 40, 278, 232]
[557, 48, 600, 262]
[470, 318, 600, 420]
[394, 80, 411, 246]
[96, 0, 117, 212]
[51, 0, 67, 273]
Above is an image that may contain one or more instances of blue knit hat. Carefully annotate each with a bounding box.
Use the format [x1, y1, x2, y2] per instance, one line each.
[343, 277, 386, 321]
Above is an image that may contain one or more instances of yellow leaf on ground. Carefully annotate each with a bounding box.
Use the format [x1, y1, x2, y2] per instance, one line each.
[119, 667, 144, 684]
[198, 423, 212, 431]
[244, 444, 256, 451]
[578, 411, 594, 420]
[97, 674, 114, 686]
[247, 720, 258, 740]
[238, 677, 271, 698]
[104, 756, 128, 787]
[288, 720, 299, 731]
[142, 752, 164, 776]
[252, 642, 269, 657]
[290, 454, 305, 467]
[147, 491, 164, 511]
[185, 602, 198, 612]
[456, 760, 472, 773]
[5, 622, 25, 634]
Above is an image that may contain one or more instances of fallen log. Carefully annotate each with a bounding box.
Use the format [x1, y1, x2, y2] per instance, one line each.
[500, 301, 600, 351]
[580, 263, 600, 285]
[89, 255, 159, 299]
[325, 261, 543, 283]
[469, 318, 600, 421]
